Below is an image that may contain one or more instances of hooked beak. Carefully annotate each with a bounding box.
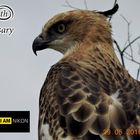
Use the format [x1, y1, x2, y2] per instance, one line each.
[32, 33, 50, 55]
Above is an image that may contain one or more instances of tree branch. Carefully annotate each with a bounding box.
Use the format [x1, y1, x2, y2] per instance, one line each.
[124, 52, 140, 65]
[137, 65, 140, 80]
[84, 0, 88, 9]
[63, 0, 80, 10]
[121, 15, 133, 58]
[122, 36, 140, 53]
[114, 39, 125, 67]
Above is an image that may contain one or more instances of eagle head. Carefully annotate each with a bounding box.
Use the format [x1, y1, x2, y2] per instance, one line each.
[32, 4, 118, 55]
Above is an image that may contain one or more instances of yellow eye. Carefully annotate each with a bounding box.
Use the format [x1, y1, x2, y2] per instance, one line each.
[57, 24, 66, 33]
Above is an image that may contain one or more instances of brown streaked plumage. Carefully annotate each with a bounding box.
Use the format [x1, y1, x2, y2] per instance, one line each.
[32, 4, 140, 140]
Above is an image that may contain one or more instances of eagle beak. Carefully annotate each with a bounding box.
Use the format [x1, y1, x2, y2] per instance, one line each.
[32, 33, 49, 55]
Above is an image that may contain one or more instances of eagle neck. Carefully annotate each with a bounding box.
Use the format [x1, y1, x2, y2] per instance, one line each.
[62, 41, 139, 95]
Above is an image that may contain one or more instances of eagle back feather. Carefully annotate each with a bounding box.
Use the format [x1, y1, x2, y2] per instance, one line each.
[39, 60, 140, 140]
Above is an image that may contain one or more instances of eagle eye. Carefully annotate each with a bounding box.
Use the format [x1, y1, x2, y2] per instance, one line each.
[55, 23, 66, 34]
[49, 20, 73, 35]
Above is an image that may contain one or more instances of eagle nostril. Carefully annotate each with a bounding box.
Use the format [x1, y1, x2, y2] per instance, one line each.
[38, 33, 45, 40]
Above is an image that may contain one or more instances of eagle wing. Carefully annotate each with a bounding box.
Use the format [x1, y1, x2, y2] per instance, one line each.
[39, 61, 139, 140]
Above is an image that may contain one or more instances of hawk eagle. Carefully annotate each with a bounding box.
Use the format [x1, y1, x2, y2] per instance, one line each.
[32, 4, 140, 140]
